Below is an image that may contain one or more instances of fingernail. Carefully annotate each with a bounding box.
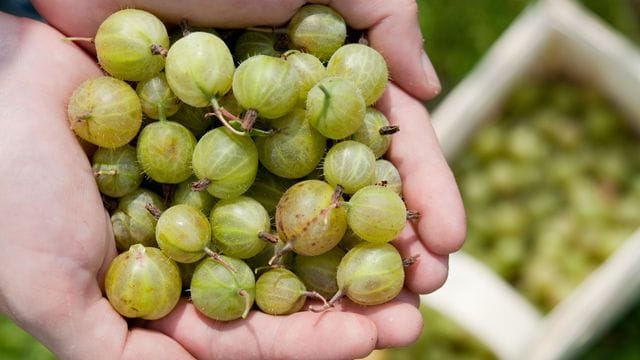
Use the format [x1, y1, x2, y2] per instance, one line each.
[421, 52, 441, 93]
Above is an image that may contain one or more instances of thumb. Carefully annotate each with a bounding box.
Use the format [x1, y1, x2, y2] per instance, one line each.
[324, 0, 441, 100]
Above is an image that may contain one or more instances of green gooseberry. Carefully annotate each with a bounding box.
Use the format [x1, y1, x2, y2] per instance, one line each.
[210, 196, 271, 259]
[136, 120, 196, 184]
[94, 9, 169, 81]
[323, 140, 376, 194]
[92, 144, 143, 198]
[346, 185, 407, 244]
[334, 242, 404, 306]
[111, 188, 166, 252]
[255, 268, 327, 315]
[156, 204, 211, 263]
[306, 76, 365, 140]
[287, 4, 347, 62]
[327, 44, 388, 106]
[293, 246, 345, 299]
[136, 73, 182, 120]
[232, 55, 300, 120]
[275, 180, 347, 256]
[105, 244, 181, 320]
[190, 256, 255, 321]
[255, 109, 326, 179]
[67, 76, 142, 148]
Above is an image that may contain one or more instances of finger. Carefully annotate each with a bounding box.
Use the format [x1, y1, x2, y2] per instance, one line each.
[393, 225, 450, 294]
[376, 83, 467, 255]
[33, 0, 439, 100]
[337, 289, 423, 349]
[318, 0, 441, 100]
[0, 15, 193, 359]
[128, 0, 303, 27]
[31, 0, 306, 38]
[124, 327, 197, 359]
[0, 11, 105, 320]
[148, 300, 378, 360]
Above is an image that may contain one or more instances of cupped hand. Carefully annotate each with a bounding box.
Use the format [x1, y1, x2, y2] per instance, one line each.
[0, 1, 466, 359]
[143, 82, 467, 359]
[0, 12, 193, 359]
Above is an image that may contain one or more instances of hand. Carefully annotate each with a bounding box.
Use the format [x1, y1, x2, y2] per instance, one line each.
[0, 12, 194, 359]
[0, 1, 466, 359]
[34, 0, 442, 101]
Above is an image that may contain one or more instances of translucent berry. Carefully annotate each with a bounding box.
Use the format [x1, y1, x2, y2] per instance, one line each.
[111, 188, 165, 251]
[287, 4, 347, 62]
[255, 109, 326, 179]
[306, 77, 365, 139]
[335, 243, 404, 306]
[323, 140, 376, 194]
[105, 244, 181, 319]
[92, 145, 143, 198]
[327, 44, 388, 105]
[94, 9, 169, 81]
[190, 256, 256, 321]
[67, 76, 142, 148]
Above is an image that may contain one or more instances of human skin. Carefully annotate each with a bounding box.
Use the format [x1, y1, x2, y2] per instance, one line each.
[0, 1, 466, 359]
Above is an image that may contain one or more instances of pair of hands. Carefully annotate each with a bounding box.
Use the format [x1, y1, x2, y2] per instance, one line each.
[0, 0, 466, 358]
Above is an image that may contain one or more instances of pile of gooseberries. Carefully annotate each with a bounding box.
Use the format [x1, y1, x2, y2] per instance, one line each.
[458, 77, 640, 313]
[69, 5, 418, 322]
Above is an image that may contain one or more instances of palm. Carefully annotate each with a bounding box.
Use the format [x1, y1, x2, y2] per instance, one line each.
[0, 1, 467, 358]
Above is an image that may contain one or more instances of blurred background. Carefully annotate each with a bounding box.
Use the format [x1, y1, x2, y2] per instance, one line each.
[380, 0, 640, 359]
[1, 0, 640, 358]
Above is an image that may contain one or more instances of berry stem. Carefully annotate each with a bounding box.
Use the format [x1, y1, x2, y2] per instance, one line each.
[218, 108, 274, 136]
[282, 49, 299, 60]
[204, 247, 237, 273]
[328, 288, 345, 306]
[180, 19, 192, 37]
[268, 241, 294, 266]
[150, 44, 168, 57]
[319, 185, 344, 225]
[403, 254, 420, 267]
[210, 98, 246, 136]
[318, 85, 332, 120]
[331, 185, 344, 205]
[379, 125, 400, 135]
[93, 169, 118, 176]
[303, 291, 330, 309]
[220, 107, 240, 121]
[158, 104, 167, 122]
[310, 288, 344, 311]
[406, 210, 421, 220]
[145, 203, 163, 220]
[62, 37, 94, 43]
[318, 84, 331, 99]
[241, 109, 258, 132]
[238, 289, 252, 319]
[258, 231, 279, 244]
[376, 180, 389, 187]
[244, 127, 275, 137]
[253, 264, 283, 275]
[191, 178, 211, 192]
